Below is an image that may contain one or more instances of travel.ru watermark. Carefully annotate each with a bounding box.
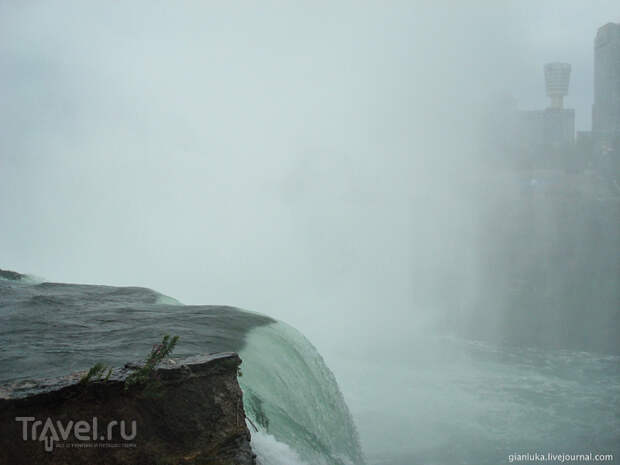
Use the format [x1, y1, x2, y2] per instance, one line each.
[15, 416, 137, 452]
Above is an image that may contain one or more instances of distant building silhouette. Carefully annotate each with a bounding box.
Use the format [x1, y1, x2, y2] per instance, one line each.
[543, 63, 575, 148]
[592, 22, 620, 175]
[545, 62, 571, 109]
[511, 63, 575, 168]
[481, 22, 620, 176]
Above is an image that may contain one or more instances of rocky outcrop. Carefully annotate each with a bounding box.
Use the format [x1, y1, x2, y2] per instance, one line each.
[0, 353, 255, 465]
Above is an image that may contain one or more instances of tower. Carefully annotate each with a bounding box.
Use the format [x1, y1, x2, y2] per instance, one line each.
[543, 63, 575, 151]
[544, 62, 571, 109]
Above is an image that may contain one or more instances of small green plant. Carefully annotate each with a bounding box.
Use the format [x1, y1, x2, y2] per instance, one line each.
[79, 362, 112, 384]
[124, 334, 179, 397]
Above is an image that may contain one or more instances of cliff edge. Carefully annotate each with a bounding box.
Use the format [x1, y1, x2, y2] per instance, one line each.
[0, 353, 255, 465]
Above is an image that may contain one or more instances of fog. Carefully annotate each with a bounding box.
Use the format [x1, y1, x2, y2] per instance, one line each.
[1, 1, 617, 350]
[2, 2, 620, 463]
[2, 1, 618, 345]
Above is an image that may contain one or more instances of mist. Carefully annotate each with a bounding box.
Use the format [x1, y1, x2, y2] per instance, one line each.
[2, 2, 620, 463]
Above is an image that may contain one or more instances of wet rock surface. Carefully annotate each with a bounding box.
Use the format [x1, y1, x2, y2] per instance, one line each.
[0, 353, 256, 465]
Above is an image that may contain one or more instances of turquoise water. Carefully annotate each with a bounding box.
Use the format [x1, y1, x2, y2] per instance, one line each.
[332, 335, 620, 465]
[1, 273, 618, 464]
[0, 275, 363, 465]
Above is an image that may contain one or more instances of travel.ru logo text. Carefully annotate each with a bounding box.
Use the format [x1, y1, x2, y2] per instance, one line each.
[15, 416, 137, 452]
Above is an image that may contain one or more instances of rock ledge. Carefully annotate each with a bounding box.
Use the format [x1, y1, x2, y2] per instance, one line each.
[0, 353, 255, 465]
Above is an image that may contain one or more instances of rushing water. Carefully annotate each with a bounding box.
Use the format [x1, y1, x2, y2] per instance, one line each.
[1, 272, 618, 464]
[0, 273, 363, 465]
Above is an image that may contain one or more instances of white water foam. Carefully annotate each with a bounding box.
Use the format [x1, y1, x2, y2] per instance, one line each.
[251, 430, 313, 465]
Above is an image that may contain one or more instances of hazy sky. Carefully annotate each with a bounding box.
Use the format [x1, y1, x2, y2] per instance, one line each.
[1, 1, 618, 349]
